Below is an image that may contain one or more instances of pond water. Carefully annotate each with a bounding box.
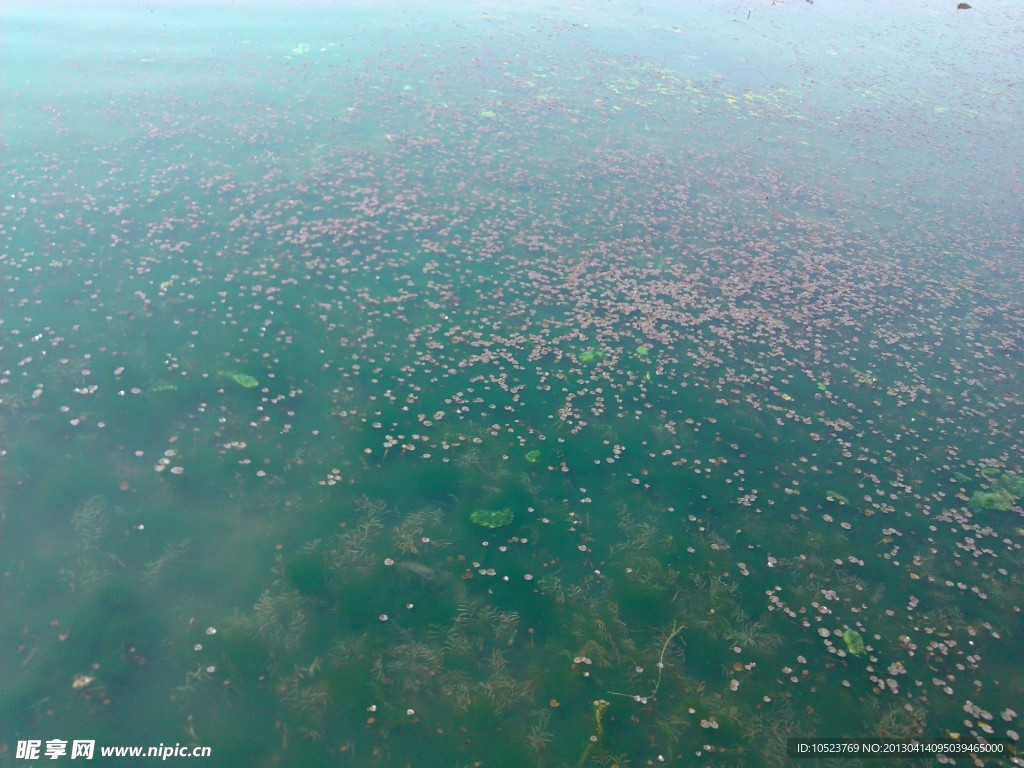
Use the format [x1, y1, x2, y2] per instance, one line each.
[1, 1, 1022, 766]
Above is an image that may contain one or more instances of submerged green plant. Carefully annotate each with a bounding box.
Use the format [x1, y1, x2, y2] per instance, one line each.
[970, 489, 1014, 513]
[525, 450, 542, 464]
[577, 699, 610, 767]
[724, 619, 781, 652]
[843, 629, 866, 656]
[142, 539, 192, 583]
[1001, 472, 1024, 498]
[228, 373, 260, 389]
[578, 348, 605, 365]
[470, 508, 515, 528]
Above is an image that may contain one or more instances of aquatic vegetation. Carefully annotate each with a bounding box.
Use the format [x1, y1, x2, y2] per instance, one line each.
[328, 500, 386, 572]
[392, 506, 444, 554]
[970, 470, 1024, 513]
[383, 641, 446, 697]
[609, 621, 685, 706]
[71, 495, 108, 550]
[724, 619, 782, 652]
[469, 507, 515, 528]
[142, 539, 192, 583]
[969, 488, 1014, 513]
[743, 704, 802, 768]
[709, 573, 739, 598]
[843, 628, 867, 656]
[525, 709, 553, 752]
[253, 589, 311, 650]
[454, 603, 522, 647]
[479, 649, 535, 713]
[613, 506, 662, 554]
[850, 368, 879, 387]
[454, 447, 483, 467]
[279, 661, 330, 724]
[873, 702, 927, 740]
[59, 496, 113, 591]
[2, 11, 1022, 765]
[999, 471, 1024, 498]
[577, 698, 610, 767]
[225, 372, 260, 389]
[824, 490, 849, 505]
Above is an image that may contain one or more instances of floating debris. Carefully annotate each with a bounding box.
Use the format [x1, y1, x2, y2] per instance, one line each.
[72, 674, 94, 690]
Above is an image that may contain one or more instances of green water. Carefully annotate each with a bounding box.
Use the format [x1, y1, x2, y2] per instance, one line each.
[2, 1, 1022, 766]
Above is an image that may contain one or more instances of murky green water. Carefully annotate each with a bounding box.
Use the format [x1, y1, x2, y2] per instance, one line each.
[2, 2, 1022, 766]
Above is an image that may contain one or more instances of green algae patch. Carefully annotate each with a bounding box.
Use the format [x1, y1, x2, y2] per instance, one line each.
[969, 469, 1024, 513]
[1002, 472, 1024, 498]
[843, 629, 866, 656]
[228, 373, 260, 389]
[970, 489, 1013, 513]
[470, 508, 515, 529]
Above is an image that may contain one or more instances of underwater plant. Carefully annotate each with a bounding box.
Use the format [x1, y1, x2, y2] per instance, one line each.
[843, 629, 866, 656]
[999, 471, 1024, 498]
[225, 372, 259, 389]
[969, 489, 1014, 513]
[577, 699, 610, 766]
[470, 508, 515, 528]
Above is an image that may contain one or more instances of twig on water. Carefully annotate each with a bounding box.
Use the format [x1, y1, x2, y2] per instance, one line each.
[608, 621, 685, 703]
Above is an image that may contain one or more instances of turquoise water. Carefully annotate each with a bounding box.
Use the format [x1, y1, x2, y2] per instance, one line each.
[2, 1, 1022, 766]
